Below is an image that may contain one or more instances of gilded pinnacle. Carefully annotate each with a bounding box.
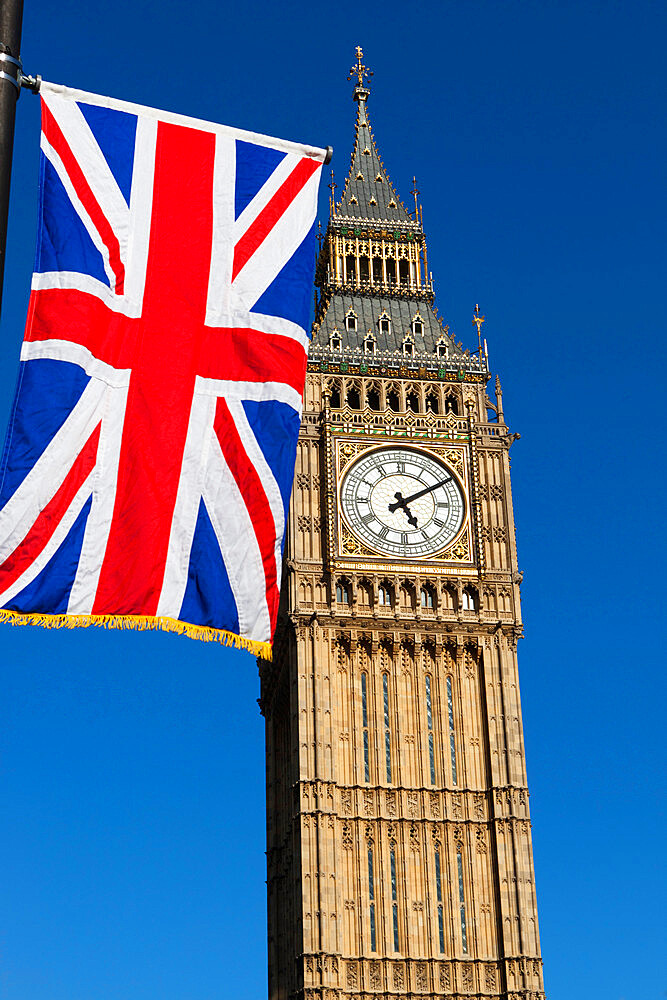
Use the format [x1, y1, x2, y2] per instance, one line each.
[348, 44, 373, 91]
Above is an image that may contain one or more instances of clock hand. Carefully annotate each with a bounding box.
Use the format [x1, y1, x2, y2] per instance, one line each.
[389, 492, 419, 528]
[388, 477, 449, 512]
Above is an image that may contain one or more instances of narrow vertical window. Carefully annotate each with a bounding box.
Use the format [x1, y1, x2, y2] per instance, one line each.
[457, 848, 468, 953]
[368, 847, 377, 952]
[425, 674, 436, 785]
[390, 846, 399, 952]
[383, 673, 392, 783]
[361, 672, 370, 783]
[435, 846, 445, 953]
[446, 676, 458, 785]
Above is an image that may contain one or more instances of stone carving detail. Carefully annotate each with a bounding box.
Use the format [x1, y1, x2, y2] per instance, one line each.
[452, 793, 462, 818]
[385, 790, 397, 816]
[476, 827, 488, 853]
[340, 523, 376, 557]
[441, 528, 470, 562]
[439, 963, 451, 990]
[337, 441, 365, 474]
[412, 900, 424, 911]
[493, 524, 506, 542]
[430, 791, 440, 817]
[363, 789, 374, 814]
[490, 483, 503, 500]
[409, 822, 420, 852]
[298, 515, 311, 532]
[392, 963, 405, 990]
[344, 899, 355, 910]
[407, 791, 419, 817]
[443, 448, 464, 475]
[369, 960, 382, 990]
[365, 822, 374, 844]
[415, 961, 428, 991]
[453, 825, 464, 849]
[474, 792, 485, 818]
[341, 789, 352, 814]
[345, 961, 358, 989]
[461, 962, 474, 992]
[296, 473, 310, 489]
[485, 963, 497, 990]
[342, 821, 353, 849]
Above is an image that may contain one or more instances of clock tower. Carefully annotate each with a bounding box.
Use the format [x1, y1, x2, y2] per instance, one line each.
[259, 49, 545, 1000]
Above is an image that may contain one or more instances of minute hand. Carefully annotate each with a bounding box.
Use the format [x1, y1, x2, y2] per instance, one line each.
[388, 477, 450, 512]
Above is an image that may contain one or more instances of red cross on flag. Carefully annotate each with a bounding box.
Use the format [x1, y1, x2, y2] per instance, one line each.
[0, 82, 328, 658]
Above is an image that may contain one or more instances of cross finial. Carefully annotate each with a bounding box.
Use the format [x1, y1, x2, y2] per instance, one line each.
[348, 45, 373, 89]
[473, 303, 485, 357]
[410, 175, 420, 218]
[328, 169, 337, 215]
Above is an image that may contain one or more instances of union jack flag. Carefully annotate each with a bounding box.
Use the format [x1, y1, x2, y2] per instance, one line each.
[0, 82, 326, 655]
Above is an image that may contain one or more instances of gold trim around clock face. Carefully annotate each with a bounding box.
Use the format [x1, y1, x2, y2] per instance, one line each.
[339, 444, 467, 560]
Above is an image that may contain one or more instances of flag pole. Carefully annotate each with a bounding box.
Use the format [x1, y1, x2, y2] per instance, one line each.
[0, 0, 26, 321]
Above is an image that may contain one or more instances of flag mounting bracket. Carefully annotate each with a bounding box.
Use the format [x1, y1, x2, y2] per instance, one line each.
[324, 146, 333, 165]
[0, 53, 40, 94]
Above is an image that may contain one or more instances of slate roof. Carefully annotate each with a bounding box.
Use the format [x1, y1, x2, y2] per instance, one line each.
[335, 88, 414, 224]
[312, 292, 464, 359]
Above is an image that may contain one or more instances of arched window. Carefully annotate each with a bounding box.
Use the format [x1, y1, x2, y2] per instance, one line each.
[328, 379, 342, 409]
[378, 313, 391, 336]
[402, 337, 414, 357]
[390, 845, 400, 952]
[378, 584, 392, 607]
[420, 586, 434, 609]
[346, 383, 361, 409]
[383, 673, 392, 783]
[361, 672, 370, 783]
[412, 317, 424, 337]
[330, 333, 341, 351]
[425, 674, 436, 785]
[406, 389, 420, 412]
[457, 848, 469, 953]
[372, 256, 383, 283]
[446, 675, 458, 785]
[461, 587, 477, 611]
[368, 845, 377, 951]
[434, 844, 445, 953]
[336, 581, 349, 604]
[345, 311, 357, 333]
[345, 255, 356, 283]
[364, 334, 376, 355]
[426, 390, 440, 414]
[436, 337, 448, 359]
[366, 384, 380, 410]
[445, 391, 459, 415]
[387, 388, 400, 412]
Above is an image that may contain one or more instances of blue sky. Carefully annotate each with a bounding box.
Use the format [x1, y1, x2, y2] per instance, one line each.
[1, 2, 665, 998]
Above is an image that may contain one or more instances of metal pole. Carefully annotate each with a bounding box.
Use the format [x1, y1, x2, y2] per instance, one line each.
[0, 0, 25, 321]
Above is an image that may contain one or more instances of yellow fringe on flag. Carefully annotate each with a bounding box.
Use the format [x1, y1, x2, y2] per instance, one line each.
[0, 609, 272, 660]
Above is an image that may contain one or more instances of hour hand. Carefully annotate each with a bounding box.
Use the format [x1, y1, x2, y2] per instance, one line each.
[388, 491, 418, 528]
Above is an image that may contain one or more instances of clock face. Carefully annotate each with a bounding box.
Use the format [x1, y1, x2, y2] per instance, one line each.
[340, 446, 465, 558]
